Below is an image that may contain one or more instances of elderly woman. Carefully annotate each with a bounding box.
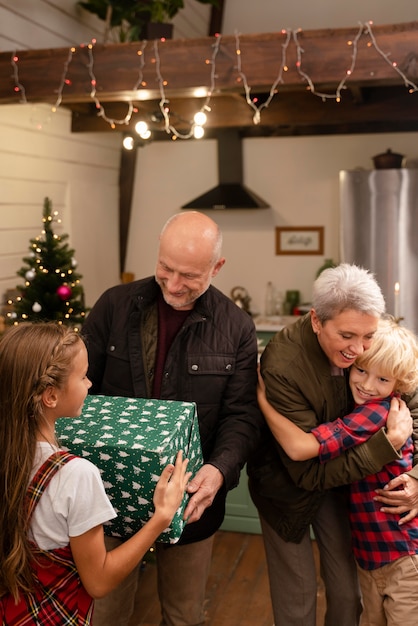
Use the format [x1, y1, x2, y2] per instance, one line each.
[248, 263, 418, 626]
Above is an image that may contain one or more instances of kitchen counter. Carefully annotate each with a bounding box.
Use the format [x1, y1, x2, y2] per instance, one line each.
[253, 315, 299, 354]
[253, 315, 299, 331]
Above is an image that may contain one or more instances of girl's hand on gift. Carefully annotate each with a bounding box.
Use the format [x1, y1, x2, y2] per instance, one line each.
[153, 451, 191, 524]
[72, 451, 190, 598]
[184, 464, 224, 523]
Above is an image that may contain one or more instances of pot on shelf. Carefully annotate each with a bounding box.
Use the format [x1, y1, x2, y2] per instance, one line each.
[372, 149, 405, 169]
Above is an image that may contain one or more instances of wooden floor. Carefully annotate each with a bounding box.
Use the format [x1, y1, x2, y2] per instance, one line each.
[129, 531, 326, 626]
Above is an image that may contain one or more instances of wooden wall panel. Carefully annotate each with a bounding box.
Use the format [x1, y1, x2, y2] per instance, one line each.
[0, 103, 121, 310]
[0, 0, 103, 52]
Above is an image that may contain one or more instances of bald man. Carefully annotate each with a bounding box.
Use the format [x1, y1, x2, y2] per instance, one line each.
[82, 211, 263, 626]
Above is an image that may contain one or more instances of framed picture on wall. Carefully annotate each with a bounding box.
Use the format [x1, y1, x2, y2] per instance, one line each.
[275, 226, 324, 255]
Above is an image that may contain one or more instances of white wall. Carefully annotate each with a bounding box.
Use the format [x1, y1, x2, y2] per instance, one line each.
[0, 0, 103, 51]
[0, 103, 121, 307]
[0, 0, 211, 52]
[125, 132, 418, 315]
[222, 0, 418, 33]
[3, 0, 415, 52]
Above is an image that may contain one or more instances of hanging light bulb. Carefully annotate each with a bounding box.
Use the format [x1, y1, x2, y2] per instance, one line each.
[123, 136, 135, 150]
[140, 129, 151, 140]
[193, 111, 207, 126]
[135, 120, 149, 136]
[134, 120, 151, 141]
[193, 125, 205, 139]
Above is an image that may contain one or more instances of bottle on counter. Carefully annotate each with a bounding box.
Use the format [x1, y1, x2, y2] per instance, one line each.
[265, 281, 276, 316]
[274, 291, 284, 316]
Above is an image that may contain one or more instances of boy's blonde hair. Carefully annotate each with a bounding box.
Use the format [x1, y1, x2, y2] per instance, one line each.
[355, 316, 418, 395]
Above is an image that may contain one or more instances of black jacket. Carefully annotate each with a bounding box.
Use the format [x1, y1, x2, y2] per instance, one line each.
[82, 277, 263, 543]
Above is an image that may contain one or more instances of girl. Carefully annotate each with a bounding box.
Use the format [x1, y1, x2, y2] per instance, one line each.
[0, 322, 190, 625]
[257, 316, 418, 626]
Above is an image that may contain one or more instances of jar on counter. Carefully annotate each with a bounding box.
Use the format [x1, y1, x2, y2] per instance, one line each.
[283, 290, 300, 315]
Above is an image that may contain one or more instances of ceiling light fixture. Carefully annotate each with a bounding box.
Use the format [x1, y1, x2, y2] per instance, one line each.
[193, 125, 205, 139]
[193, 111, 207, 126]
[122, 136, 135, 150]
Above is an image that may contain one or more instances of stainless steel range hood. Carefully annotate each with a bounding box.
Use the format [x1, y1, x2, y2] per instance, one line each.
[182, 130, 270, 210]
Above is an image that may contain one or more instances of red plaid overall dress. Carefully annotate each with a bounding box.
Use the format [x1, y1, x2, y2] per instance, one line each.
[1, 451, 94, 625]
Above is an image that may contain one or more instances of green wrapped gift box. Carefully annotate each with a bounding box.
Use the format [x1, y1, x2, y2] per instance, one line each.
[55, 395, 203, 543]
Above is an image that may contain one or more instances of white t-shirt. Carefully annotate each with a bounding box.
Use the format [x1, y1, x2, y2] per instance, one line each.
[29, 442, 116, 550]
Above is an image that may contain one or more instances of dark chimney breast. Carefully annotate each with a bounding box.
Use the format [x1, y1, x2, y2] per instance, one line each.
[182, 130, 270, 210]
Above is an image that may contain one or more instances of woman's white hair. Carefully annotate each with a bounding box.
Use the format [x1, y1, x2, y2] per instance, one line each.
[312, 263, 386, 322]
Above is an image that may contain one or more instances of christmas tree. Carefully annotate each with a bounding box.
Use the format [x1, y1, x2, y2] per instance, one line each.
[8, 197, 87, 329]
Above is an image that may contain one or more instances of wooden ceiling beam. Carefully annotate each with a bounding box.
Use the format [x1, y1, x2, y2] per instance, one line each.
[69, 85, 418, 135]
[1, 22, 418, 107]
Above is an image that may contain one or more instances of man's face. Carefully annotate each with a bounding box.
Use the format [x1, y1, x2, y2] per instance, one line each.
[155, 243, 224, 310]
[311, 309, 378, 369]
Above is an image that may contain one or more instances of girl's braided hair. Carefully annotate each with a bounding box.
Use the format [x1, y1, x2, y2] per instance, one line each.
[0, 322, 83, 601]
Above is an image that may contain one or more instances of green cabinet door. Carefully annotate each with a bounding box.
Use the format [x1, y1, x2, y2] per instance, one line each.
[221, 467, 261, 534]
[220, 326, 287, 534]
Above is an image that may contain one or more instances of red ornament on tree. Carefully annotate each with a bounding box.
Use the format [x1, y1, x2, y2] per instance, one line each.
[56, 285, 72, 300]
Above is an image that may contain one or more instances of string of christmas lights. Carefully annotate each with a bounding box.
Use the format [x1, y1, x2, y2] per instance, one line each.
[84, 39, 147, 128]
[52, 46, 76, 111]
[363, 21, 418, 93]
[235, 20, 418, 118]
[153, 33, 222, 139]
[291, 23, 364, 101]
[235, 28, 292, 124]
[8, 21, 418, 136]
[11, 51, 27, 103]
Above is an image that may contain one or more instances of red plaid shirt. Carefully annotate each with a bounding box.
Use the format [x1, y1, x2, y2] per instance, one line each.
[0, 451, 93, 625]
[312, 397, 418, 570]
